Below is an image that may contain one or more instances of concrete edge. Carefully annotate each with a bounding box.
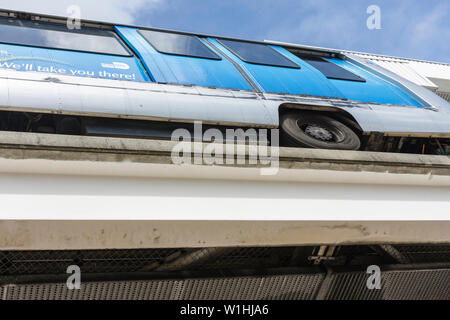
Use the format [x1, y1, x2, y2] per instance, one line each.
[1, 221, 450, 250]
[0, 131, 449, 177]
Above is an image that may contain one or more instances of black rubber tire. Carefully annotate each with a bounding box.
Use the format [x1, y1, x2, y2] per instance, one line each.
[281, 112, 361, 150]
[56, 117, 81, 135]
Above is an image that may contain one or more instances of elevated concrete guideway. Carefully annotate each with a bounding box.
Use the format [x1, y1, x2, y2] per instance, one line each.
[0, 131, 449, 250]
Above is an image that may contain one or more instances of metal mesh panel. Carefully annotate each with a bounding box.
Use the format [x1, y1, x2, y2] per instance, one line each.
[0, 274, 324, 300]
[324, 272, 383, 300]
[393, 245, 450, 263]
[183, 247, 301, 271]
[2, 246, 450, 301]
[2, 268, 449, 300]
[335, 245, 395, 265]
[1, 280, 184, 300]
[382, 269, 450, 300]
[0, 247, 313, 275]
[0, 249, 181, 275]
[325, 269, 450, 300]
[182, 274, 324, 300]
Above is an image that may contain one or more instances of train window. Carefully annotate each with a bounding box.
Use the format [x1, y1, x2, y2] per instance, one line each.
[0, 17, 131, 56]
[296, 54, 365, 82]
[139, 30, 221, 60]
[218, 39, 300, 69]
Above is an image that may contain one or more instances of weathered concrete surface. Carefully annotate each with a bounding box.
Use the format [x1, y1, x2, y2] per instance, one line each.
[0, 131, 449, 185]
[1, 221, 450, 250]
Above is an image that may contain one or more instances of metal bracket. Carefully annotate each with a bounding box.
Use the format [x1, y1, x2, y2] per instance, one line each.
[309, 246, 337, 265]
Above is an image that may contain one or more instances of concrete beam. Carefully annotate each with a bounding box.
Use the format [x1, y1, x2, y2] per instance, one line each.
[0, 132, 448, 249]
[0, 131, 448, 185]
[2, 221, 450, 250]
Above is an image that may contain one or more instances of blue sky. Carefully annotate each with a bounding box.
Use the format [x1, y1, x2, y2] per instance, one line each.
[3, 0, 450, 62]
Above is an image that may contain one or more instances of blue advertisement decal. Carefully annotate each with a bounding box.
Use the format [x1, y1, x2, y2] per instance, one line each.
[0, 43, 150, 82]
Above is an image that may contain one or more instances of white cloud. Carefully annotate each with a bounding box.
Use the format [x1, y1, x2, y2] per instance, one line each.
[0, 0, 163, 24]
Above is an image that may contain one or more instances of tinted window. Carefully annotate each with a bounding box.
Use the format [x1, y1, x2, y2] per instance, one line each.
[139, 30, 221, 60]
[0, 17, 130, 56]
[218, 39, 300, 69]
[297, 54, 365, 82]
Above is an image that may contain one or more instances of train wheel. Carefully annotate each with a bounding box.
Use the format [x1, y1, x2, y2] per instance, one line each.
[281, 112, 361, 150]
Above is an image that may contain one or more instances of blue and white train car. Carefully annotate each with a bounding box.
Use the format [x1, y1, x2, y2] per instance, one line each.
[0, 9, 449, 153]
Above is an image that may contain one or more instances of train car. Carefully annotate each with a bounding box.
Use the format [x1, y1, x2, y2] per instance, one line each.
[0, 9, 449, 154]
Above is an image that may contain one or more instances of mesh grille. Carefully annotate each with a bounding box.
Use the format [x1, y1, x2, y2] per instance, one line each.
[335, 245, 396, 265]
[182, 274, 324, 300]
[2, 269, 449, 300]
[0, 247, 315, 275]
[0, 249, 180, 275]
[325, 269, 450, 300]
[2, 245, 449, 276]
[184, 247, 302, 271]
[0, 274, 324, 300]
[393, 245, 450, 263]
[324, 272, 382, 300]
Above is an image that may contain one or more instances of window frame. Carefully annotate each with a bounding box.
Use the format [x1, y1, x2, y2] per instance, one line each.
[296, 54, 366, 82]
[138, 29, 222, 61]
[217, 39, 300, 69]
[0, 17, 133, 57]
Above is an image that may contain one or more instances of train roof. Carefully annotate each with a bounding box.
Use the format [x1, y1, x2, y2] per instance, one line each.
[1, 7, 448, 66]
